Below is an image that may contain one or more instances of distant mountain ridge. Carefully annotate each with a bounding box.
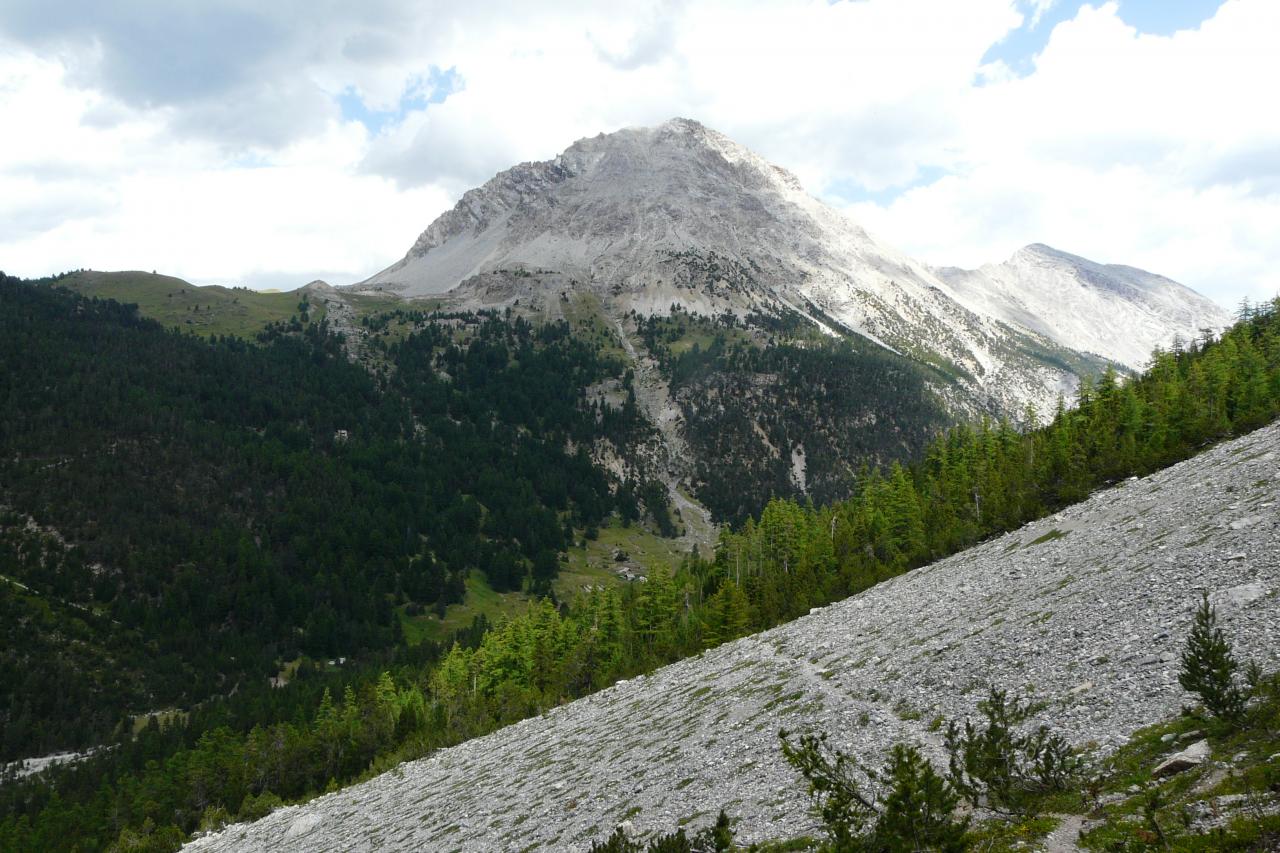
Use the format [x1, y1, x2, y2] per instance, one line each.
[356, 117, 1223, 415]
[935, 244, 1231, 370]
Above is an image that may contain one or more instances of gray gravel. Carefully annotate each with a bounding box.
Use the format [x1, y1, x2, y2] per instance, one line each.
[187, 423, 1280, 852]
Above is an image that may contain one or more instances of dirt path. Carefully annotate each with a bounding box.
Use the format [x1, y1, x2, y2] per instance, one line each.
[1040, 813, 1088, 852]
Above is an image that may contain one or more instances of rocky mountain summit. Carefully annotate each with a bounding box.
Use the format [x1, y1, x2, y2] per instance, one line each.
[936, 244, 1232, 370]
[355, 119, 1223, 418]
[187, 421, 1280, 852]
[356, 121, 1072, 416]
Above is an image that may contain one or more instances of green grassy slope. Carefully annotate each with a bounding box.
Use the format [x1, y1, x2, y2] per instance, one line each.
[49, 270, 323, 339]
[398, 519, 693, 647]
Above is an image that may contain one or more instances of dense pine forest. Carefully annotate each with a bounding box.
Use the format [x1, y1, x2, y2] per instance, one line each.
[0, 274, 652, 764]
[636, 307, 956, 524]
[1, 273, 1278, 851]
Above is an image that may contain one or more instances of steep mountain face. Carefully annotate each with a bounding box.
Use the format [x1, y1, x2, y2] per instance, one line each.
[185, 420, 1280, 852]
[935, 244, 1232, 370]
[352, 119, 1235, 523]
[357, 118, 1107, 419]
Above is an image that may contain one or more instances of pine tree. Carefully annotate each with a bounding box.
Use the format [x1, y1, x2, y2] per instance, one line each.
[1179, 594, 1245, 722]
[635, 567, 678, 653]
[374, 671, 399, 732]
[779, 729, 876, 847]
[869, 744, 969, 852]
[703, 581, 751, 646]
[780, 732, 969, 850]
[885, 463, 926, 562]
[945, 687, 1078, 815]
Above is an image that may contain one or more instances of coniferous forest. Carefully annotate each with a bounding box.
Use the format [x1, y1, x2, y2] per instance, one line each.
[0, 274, 640, 763]
[1, 272, 1279, 851]
[636, 307, 957, 524]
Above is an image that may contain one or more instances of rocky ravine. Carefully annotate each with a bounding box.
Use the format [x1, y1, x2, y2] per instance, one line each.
[188, 423, 1280, 852]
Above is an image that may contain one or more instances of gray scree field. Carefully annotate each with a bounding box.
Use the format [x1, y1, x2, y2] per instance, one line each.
[188, 422, 1280, 852]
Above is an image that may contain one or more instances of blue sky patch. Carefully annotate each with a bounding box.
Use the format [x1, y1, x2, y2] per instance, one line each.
[823, 165, 950, 207]
[982, 0, 1223, 79]
[1114, 0, 1222, 36]
[338, 66, 461, 134]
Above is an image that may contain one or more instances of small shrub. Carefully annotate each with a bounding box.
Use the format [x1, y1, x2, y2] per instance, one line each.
[945, 687, 1080, 816]
[779, 730, 969, 851]
[238, 790, 283, 821]
[196, 805, 231, 834]
[106, 818, 185, 853]
[589, 810, 733, 853]
[868, 744, 968, 852]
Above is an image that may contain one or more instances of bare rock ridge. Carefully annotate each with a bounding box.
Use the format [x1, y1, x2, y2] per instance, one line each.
[935, 244, 1231, 370]
[355, 117, 1226, 415]
[186, 421, 1280, 852]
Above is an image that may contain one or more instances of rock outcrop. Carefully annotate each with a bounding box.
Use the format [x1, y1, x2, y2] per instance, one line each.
[188, 422, 1279, 852]
[1152, 739, 1211, 778]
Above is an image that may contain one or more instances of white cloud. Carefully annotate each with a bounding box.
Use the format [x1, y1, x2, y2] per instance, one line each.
[0, 51, 447, 287]
[853, 0, 1280, 305]
[0, 0, 1275, 306]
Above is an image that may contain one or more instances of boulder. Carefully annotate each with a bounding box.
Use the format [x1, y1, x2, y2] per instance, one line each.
[283, 812, 323, 840]
[1153, 739, 1210, 778]
[1212, 582, 1267, 609]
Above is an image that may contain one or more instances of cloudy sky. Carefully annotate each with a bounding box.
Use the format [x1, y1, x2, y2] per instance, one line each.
[0, 0, 1275, 307]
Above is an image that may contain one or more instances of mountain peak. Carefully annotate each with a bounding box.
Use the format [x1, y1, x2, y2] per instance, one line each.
[1017, 242, 1068, 259]
[657, 115, 709, 134]
[553, 117, 795, 189]
[360, 117, 830, 302]
[354, 119, 1225, 413]
[938, 244, 1230, 368]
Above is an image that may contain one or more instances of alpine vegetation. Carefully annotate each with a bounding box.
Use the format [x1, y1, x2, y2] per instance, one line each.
[1, 286, 1277, 851]
[0, 131, 1272, 852]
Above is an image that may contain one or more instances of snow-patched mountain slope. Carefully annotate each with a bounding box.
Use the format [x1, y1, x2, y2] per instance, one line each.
[936, 244, 1232, 370]
[186, 423, 1280, 852]
[358, 119, 1102, 416]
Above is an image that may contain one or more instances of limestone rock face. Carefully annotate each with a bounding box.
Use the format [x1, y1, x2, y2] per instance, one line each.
[935, 244, 1231, 370]
[186, 423, 1280, 852]
[355, 118, 1224, 417]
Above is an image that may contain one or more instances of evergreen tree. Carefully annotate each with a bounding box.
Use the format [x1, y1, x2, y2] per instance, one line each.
[1179, 594, 1245, 722]
[867, 744, 968, 853]
[702, 580, 751, 647]
[944, 687, 1078, 816]
[780, 731, 969, 851]
[779, 729, 876, 848]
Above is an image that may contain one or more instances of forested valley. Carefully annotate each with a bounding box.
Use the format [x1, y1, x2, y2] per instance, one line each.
[0, 274, 658, 765]
[2, 272, 1279, 851]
